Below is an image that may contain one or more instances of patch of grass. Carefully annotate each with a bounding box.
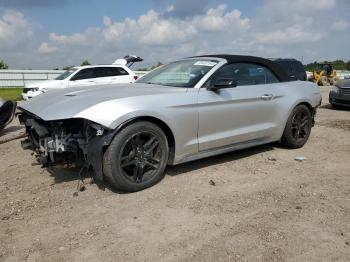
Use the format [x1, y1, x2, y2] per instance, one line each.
[0, 88, 23, 101]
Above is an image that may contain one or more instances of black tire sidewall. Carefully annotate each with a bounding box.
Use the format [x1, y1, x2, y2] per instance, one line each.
[104, 121, 169, 192]
[282, 105, 312, 148]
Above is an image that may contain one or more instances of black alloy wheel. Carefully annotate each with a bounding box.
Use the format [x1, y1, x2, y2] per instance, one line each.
[103, 121, 169, 192]
[290, 110, 310, 142]
[120, 132, 162, 184]
[281, 105, 312, 149]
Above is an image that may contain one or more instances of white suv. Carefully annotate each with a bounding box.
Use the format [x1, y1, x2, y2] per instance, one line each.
[22, 56, 142, 100]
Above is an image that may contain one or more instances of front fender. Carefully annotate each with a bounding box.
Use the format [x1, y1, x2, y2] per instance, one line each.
[76, 100, 173, 130]
[108, 110, 172, 130]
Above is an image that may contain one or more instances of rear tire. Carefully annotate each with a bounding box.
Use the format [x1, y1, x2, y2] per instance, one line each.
[103, 121, 169, 192]
[281, 105, 312, 149]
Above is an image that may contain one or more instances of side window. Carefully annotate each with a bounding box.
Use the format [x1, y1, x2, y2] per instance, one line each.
[206, 63, 279, 87]
[71, 68, 96, 80]
[265, 68, 279, 83]
[281, 62, 293, 75]
[94, 67, 130, 78]
[111, 67, 129, 76]
[94, 67, 109, 78]
[294, 62, 304, 73]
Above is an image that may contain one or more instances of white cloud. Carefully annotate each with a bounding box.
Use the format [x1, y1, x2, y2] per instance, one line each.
[262, 0, 336, 16]
[193, 5, 250, 32]
[331, 20, 349, 31]
[47, 5, 248, 47]
[3, 0, 350, 69]
[48, 27, 100, 46]
[242, 0, 339, 60]
[297, 0, 336, 10]
[0, 10, 32, 51]
[38, 42, 57, 54]
[166, 5, 175, 13]
[35, 4, 250, 65]
[98, 5, 249, 46]
[253, 24, 326, 45]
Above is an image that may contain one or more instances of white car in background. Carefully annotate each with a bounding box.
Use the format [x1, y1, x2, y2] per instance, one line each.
[22, 55, 143, 100]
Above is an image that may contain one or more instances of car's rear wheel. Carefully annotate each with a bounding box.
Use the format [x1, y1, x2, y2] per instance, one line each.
[103, 121, 169, 192]
[281, 105, 312, 149]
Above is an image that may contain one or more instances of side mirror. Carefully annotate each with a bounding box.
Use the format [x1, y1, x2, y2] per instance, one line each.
[208, 78, 237, 91]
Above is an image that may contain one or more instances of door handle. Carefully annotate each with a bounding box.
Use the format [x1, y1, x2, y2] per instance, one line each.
[260, 94, 274, 100]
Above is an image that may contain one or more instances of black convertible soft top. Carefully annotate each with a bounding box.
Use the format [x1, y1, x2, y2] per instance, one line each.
[192, 54, 292, 82]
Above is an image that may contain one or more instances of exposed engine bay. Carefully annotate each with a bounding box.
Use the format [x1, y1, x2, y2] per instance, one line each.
[18, 111, 110, 180]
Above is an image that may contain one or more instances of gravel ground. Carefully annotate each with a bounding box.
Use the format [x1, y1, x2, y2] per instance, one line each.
[0, 86, 349, 262]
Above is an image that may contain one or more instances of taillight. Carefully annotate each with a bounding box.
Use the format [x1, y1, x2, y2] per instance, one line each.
[133, 75, 138, 80]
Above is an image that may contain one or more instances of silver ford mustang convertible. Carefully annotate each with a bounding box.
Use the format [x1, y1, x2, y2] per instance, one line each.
[18, 55, 322, 192]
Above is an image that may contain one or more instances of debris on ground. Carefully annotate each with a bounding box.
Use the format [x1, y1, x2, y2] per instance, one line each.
[209, 180, 216, 186]
[294, 156, 306, 162]
[0, 128, 26, 144]
[268, 157, 277, 162]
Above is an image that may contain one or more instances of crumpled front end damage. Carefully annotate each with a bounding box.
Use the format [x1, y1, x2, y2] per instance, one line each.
[18, 110, 118, 181]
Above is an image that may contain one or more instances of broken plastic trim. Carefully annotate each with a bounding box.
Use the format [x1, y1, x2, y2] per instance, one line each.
[86, 117, 138, 181]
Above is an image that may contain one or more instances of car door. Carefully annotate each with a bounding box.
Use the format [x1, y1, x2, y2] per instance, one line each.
[68, 68, 97, 87]
[197, 62, 282, 151]
[93, 67, 115, 85]
[107, 67, 134, 84]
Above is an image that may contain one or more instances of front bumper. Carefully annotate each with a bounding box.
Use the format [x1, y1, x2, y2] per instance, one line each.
[18, 111, 116, 181]
[22, 90, 44, 100]
[329, 90, 350, 107]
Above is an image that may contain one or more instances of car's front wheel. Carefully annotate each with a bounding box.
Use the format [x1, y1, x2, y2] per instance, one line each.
[281, 105, 312, 149]
[103, 121, 169, 192]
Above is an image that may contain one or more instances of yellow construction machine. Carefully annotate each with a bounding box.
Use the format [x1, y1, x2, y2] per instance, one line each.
[312, 62, 338, 86]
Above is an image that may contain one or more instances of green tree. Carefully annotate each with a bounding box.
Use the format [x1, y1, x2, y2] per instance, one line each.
[0, 59, 9, 69]
[304, 60, 350, 71]
[346, 61, 350, 71]
[81, 59, 91, 66]
[62, 66, 74, 70]
[332, 60, 347, 70]
[150, 61, 163, 70]
[136, 61, 163, 71]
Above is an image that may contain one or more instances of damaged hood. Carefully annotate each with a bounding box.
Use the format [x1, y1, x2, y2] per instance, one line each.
[19, 83, 187, 126]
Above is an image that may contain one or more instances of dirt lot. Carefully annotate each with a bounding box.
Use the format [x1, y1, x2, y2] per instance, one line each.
[0, 87, 349, 262]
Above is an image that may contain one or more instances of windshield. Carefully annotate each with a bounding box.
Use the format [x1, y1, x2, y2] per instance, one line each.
[137, 59, 219, 87]
[55, 69, 77, 80]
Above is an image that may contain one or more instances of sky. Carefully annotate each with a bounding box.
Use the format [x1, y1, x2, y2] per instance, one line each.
[0, 0, 349, 69]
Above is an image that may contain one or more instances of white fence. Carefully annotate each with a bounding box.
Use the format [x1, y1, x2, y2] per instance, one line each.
[1, 69, 349, 88]
[336, 70, 350, 79]
[0, 70, 149, 88]
[0, 70, 65, 87]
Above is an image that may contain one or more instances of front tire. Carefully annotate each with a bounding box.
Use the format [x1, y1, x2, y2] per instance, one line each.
[103, 121, 169, 192]
[281, 105, 312, 149]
